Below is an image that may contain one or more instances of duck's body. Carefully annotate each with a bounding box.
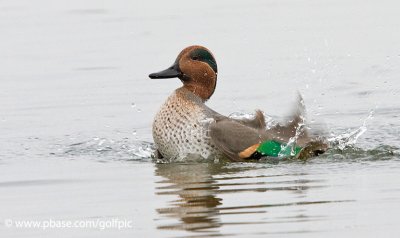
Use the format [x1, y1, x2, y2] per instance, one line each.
[153, 87, 221, 160]
[149, 45, 328, 161]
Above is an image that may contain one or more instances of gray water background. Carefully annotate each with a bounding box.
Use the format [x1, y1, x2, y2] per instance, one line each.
[1, 0, 400, 237]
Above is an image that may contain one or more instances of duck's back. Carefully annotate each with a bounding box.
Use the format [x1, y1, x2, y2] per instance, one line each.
[152, 87, 220, 160]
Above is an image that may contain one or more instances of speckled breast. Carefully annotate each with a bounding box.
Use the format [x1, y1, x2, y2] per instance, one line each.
[152, 89, 220, 160]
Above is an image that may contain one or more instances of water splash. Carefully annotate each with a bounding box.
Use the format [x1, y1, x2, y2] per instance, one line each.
[131, 102, 142, 113]
[315, 140, 399, 163]
[60, 138, 155, 162]
[228, 111, 256, 120]
[278, 96, 307, 157]
[328, 110, 374, 150]
[279, 117, 306, 157]
[328, 127, 367, 150]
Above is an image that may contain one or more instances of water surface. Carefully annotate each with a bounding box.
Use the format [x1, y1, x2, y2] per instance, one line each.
[1, 0, 400, 237]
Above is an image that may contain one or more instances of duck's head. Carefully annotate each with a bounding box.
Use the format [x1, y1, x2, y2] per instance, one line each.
[149, 45, 218, 101]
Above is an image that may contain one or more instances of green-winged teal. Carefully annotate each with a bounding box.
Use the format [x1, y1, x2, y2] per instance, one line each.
[149, 45, 327, 161]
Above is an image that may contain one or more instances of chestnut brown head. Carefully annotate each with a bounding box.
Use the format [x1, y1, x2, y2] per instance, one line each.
[149, 45, 218, 101]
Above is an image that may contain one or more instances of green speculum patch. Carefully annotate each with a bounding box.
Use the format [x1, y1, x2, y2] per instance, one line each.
[257, 140, 302, 157]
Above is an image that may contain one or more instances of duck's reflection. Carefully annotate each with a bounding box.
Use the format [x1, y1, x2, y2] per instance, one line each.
[155, 162, 223, 231]
[154, 161, 336, 235]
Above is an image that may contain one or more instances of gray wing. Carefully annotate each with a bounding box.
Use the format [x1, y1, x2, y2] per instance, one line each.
[209, 118, 267, 161]
[209, 110, 272, 161]
[205, 105, 266, 129]
[209, 107, 306, 161]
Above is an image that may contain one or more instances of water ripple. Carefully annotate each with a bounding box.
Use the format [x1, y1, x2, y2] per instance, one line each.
[56, 138, 155, 162]
[154, 162, 356, 235]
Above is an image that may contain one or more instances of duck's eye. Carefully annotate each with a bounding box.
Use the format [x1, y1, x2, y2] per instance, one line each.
[192, 56, 199, 60]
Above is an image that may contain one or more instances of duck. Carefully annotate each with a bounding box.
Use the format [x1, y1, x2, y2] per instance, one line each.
[149, 45, 328, 161]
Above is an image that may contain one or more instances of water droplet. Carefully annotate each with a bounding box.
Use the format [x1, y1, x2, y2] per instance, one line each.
[137, 108, 142, 113]
[204, 73, 208, 76]
[132, 130, 137, 135]
[131, 103, 136, 108]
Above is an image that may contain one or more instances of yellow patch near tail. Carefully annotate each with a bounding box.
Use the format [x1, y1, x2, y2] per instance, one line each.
[238, 143, 260, 159]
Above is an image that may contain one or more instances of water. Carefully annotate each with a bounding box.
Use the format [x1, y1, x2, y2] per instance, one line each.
[1, 0, 400, 237]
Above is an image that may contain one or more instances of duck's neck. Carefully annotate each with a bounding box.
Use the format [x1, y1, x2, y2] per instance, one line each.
[182, 75, 217, 101]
